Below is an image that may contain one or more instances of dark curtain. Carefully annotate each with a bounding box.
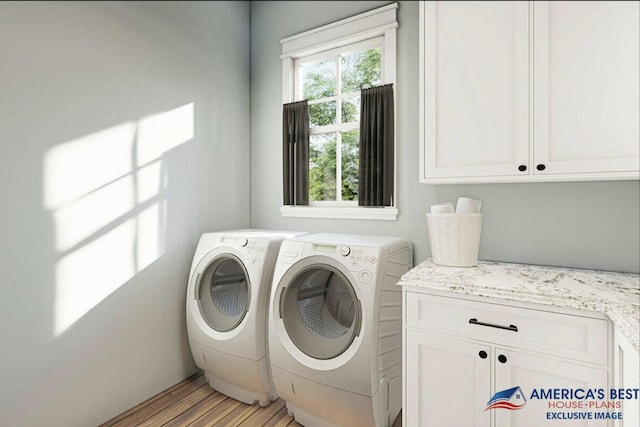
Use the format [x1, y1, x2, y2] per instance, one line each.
[359, 84, 394, 206]
[282, 100, 309, 205]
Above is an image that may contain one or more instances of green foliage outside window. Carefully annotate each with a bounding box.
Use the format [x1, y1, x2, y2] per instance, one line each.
[303, 47, 382, 202]
[341, 48, 382, 93]
[309, 134, 337, 201]
[341, 130, 359, 201]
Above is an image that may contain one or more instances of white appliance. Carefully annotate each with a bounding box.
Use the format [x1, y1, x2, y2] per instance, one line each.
[268, 233, 412, 427]
[186, 229, 305, 406]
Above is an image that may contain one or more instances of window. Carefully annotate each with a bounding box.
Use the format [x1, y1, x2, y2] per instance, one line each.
[281, 3, 398, 220]
[300, 38, 382, 205]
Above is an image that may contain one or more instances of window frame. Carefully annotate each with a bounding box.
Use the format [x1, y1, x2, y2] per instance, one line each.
[280, 3, 398, 221]
[298, 37, 383, 206]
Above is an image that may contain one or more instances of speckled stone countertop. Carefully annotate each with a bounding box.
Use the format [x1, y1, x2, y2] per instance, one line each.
[399, 258, 640, 351]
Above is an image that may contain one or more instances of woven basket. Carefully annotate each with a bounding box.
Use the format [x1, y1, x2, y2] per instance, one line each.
[426, 213, 483, 267]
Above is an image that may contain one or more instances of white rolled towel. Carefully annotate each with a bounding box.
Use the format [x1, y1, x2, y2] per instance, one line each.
[456, 197, 482, 213]
[430, 202, 454, 213]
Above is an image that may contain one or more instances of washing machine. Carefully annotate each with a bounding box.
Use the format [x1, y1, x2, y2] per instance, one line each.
[186, 229, 305, 406]
[268, 233, 412, 427]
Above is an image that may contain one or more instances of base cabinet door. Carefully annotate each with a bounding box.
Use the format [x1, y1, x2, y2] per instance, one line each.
[613, 330, 640, 427]
[494, 349, 610, 427]
[405, 330, 612, 427]
[406, 330, 491, 427]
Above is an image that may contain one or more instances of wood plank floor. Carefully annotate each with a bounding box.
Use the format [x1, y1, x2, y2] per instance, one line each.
[100, 372, 402, 427]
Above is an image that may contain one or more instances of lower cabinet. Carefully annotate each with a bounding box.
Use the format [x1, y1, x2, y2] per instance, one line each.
[406, 330, 490, 427]
[403, 291, 615, 427]
[613, 329, 640, 427]
[493, 348, 609, 427]
[406, 330, 609, 427]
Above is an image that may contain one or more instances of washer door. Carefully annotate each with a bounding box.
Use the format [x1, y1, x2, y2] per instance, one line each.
[280, 264, 361, 360]
[197, 254, 250, 332]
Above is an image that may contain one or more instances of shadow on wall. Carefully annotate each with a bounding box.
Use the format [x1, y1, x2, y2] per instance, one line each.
[1, 104, 201, 426]
[44, 103, 194, 336]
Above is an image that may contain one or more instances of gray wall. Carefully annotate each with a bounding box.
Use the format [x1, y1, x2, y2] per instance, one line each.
[0, 2, 250, 426]
[250, 1, 640, 274]
[0, 1, 637, 426]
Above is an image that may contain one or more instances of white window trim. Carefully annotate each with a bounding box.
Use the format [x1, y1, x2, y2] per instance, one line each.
[280, 205, 398, 221]
[281, 2, 398, 220]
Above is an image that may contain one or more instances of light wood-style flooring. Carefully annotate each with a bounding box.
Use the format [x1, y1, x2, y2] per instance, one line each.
[100, 372, 402, 427]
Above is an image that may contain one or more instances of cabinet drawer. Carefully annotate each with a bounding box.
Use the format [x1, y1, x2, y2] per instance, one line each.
[406, 292, 609, 365]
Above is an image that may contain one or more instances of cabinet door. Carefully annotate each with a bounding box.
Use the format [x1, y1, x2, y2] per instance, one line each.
[494, 348, 610, 427]
[405, 329, 491, 427]
[420, 1, 530, 183]
[613, 329, 640, 427]
[533, 1, 640, 178]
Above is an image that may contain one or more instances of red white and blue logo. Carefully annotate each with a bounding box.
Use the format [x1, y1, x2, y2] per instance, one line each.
[486, 386, 528, 411]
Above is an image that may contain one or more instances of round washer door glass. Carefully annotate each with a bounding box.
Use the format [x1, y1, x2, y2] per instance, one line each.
[198, 255, 250, 332]
[281, 265, 361, 360]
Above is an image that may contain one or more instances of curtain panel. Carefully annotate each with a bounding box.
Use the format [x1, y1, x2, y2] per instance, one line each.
[359, 84, 394, 207]
[282, 100, 310, 206]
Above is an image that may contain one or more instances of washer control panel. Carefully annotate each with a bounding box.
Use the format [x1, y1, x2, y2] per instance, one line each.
[303, 243, 379, 276]
[340, 245, 378, 284]
[277, 240, 381, 285]
[342, 246, 379, 267]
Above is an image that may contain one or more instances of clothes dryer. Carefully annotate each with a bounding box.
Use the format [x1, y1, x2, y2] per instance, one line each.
[268, 233, 412, 426]
[186, 229, 304, 406]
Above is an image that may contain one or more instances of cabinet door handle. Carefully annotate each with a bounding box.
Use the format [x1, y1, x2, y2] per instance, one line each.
[468, 318, 518, 332]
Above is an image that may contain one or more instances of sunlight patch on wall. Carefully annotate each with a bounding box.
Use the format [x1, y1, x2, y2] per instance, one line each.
[50, 176, 135, 252]
[137, 161, 165, 204]
[44, 123, 136, 209]
[45, 103, 194, 336]
[137, 203, 164, 272]
[55, 220, 137, 333]
[138, 103, 194, 165]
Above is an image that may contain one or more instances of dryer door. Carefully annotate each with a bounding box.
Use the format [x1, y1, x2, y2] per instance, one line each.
[197, 254, 250, 332]
[280, 262, 361, 360]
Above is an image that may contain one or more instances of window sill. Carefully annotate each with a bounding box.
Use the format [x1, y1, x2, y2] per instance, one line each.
[280, 205, 398, 220]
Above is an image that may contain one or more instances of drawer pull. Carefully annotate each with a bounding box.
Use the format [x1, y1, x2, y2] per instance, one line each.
[469, 318, 518, 332]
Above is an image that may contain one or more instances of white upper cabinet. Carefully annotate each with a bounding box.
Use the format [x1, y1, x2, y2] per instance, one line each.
[420, 1, 530, 181]
[533, 1, 640, 177]
[419, 1, 640, 184]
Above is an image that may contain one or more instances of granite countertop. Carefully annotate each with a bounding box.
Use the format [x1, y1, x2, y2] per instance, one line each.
[398, 258, 640, 351]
